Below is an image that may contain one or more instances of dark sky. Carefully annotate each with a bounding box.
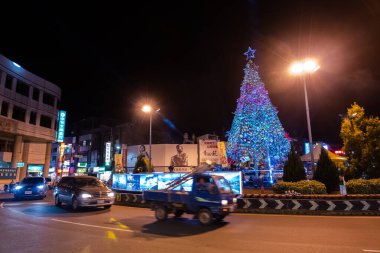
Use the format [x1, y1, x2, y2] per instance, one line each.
[1, 0, 379, 145]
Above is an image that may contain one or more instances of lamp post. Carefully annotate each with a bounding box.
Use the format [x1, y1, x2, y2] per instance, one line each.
[290, 59, 320, 175]
[142, 105, 153, 167]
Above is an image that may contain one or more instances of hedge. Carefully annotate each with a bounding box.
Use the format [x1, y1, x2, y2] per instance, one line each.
[272, 180, 327, 194]
[346, 179, 380, 194]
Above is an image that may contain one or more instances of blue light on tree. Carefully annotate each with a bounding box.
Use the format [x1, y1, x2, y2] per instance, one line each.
[227, 47, 290, 177]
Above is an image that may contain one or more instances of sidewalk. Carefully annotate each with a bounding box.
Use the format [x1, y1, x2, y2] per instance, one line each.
[0, 191, 15, 201]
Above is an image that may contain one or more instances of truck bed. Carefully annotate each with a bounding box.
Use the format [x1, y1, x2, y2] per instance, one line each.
[143, 190, 190, 204]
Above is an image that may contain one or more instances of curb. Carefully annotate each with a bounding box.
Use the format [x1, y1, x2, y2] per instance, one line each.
[114, 193, 380, 216]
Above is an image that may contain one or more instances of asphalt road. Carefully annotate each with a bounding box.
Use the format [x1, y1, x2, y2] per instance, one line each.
[0, 191, 380, 253]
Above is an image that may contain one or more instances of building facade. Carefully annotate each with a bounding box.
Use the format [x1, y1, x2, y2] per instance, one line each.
[0, 54, 61, 183]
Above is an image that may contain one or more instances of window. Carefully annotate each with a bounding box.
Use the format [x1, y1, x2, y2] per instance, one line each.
[40, 115, 52, 128]
[16, 80, 30, 97]
[5, 75, 13, 90]
[32, 88, 40, 101]
[42, 92, 55, 106]
[12, 106, 26, 122]
[1, 102, 9, 117]
[29, 111, 37, 125]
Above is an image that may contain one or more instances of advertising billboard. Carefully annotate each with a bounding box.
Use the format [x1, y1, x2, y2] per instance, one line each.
[199, 140, 219, 165]
[112, 171, 242, 194]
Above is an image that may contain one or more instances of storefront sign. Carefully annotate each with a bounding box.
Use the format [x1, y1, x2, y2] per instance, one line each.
[17, 162, 24, 167]
[0, 168, 17, 179]
[76, 168, 87, 173]
[105, 142, 111, 166]
[56, 110, 66, 142]
[28, 164, 43, 172]
[77, 162, 87, 168]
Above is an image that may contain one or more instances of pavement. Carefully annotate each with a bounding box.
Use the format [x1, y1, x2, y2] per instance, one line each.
[1, 191, 380, 253]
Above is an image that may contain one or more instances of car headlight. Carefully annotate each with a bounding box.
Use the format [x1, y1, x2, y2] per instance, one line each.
[37, 185, 44, 189]
[221, 200, 228, 206]
[15, 185, 23, 190]
[233, 198, 237, 203]
[107, 192, 115, 197]
[81, 193, 92, 199]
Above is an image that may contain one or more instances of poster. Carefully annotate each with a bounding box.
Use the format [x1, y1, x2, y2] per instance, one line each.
[199, 140, 219, 165]
[217, 141, 228, 167]
[114, 154, 122, 172]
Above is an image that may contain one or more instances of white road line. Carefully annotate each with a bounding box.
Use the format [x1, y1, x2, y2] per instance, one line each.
[362, 250, 380, 252]
[50, 219, 134, 233]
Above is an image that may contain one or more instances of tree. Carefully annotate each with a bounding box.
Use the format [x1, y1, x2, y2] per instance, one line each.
[314, 148, 339, 193]
[340, 103, 380, 178]
[226, 47, 290, 170]
[283, 147, 306, 182]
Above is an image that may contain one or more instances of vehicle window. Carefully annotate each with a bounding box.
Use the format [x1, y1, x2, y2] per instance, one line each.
[214, 177, 233, 194]
[74, 178, 103, 187]
[22, 177, 44, 184]
[45, 178, 51, 182]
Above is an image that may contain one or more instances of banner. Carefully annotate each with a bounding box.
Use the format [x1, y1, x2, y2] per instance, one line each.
[217, 141, 228, 167]
[199, 140, 219, 165]
[114, 154, 123, 172]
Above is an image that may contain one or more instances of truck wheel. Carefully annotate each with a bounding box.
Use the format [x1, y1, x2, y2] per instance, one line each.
[174, 210, 184, 218]
[155, 206, 168, 221]
[198, 208, 213, 226]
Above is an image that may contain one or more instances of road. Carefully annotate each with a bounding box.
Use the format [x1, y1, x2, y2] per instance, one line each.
[0, 191, 380, 253]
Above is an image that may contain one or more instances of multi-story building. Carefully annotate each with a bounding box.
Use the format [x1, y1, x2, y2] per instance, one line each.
[0, 54, 61, 183]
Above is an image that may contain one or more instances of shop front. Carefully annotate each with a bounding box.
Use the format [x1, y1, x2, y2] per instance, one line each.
[27, 164, 44, 177]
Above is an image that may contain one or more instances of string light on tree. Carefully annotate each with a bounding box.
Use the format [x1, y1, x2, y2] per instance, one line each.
[227, 47, 290, 180]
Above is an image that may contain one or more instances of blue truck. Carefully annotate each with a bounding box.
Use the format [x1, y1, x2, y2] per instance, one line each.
[143, 166, 237, 225]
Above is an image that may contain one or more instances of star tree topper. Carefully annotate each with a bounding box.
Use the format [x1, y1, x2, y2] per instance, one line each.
[244, 47, 256, 60]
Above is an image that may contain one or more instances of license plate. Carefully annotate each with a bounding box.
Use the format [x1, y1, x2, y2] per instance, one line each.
[25, 191, 32, 194]
[97, 200, 105, 204]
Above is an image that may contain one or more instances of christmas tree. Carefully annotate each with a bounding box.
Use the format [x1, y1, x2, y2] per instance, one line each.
[227, 47, 290, 176]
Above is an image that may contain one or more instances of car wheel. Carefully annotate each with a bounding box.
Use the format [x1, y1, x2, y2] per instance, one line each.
[215, 214, 226, 222]
[155, 205, 168, 221]
[174, 210, 184, 218]
[104, 205, 112, 210]
[71, 197, 80, 211]
[55, 195, 62, 207]
[198, 208, 213, 226]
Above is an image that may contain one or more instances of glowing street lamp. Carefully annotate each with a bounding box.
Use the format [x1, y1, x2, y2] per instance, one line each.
[141, 104, 159, 167]
[290, 59, 320, 174]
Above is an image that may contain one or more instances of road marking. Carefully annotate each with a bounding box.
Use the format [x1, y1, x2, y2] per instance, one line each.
[259, 199, 268, 208]
[292, 200, 301, 210]
[344, 201, 353, 211]
[50, 219, 134, 232]
[326, 201, 336, 211]
[362, 250, 380, 252]
[361, 201, 370, 211]
[275, 200, 284, 210]
[243, 199, 251, 209]
[309, 201, 318, 211]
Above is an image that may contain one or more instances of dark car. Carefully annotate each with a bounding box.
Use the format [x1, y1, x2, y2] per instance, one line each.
[54, 176, 115, 211]
[14, 177, 47, 200]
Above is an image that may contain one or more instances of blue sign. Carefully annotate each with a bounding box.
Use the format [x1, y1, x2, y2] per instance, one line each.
[112, 171, 242, 194]
[0, 168, 17, 179]
[56, 110, 66, 142]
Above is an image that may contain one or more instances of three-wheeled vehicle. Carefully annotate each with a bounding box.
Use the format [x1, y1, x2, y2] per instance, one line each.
[143, 166, 237, 225]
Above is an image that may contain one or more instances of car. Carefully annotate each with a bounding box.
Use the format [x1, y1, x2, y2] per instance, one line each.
[45, 177, 53, 189]
[54, 176, 115, 211]
[14, 177, 47, 200]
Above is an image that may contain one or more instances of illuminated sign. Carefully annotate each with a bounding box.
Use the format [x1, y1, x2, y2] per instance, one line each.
[305, 142, 310, 154]
[27, 164, 43, 172]
[56, 110, 66, 142]
[105, 142, 111, 166]
[77, 162, 87, 168]
[63, 160, 70, 166]
[76, 168, 87, 173]
[17, 162, 24, 167]
[0, 168, 17, 179]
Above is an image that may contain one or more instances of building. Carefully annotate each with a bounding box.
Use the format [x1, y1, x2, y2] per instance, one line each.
[0, 54, 61, 183]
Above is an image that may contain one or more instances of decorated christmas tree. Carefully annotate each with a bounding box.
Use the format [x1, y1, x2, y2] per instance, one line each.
[227, 47, 290, 175]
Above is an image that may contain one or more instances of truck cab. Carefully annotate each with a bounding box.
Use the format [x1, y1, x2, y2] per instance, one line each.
[143, 173, 237, 225]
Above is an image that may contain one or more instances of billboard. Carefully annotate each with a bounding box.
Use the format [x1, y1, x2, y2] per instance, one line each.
[127, 144, 198, 168]
[56, 110, 66, 142]
[199, 140, 219, 165]
[112, 171, 242, 194]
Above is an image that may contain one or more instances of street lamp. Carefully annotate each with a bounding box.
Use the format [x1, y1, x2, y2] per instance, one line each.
[290, 59, 320, 174]
[141, 105, 158, 168]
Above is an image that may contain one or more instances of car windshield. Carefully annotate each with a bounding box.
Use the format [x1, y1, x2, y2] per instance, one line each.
[74, 178, 104, 187]
[45, 178, 51, 182]
[22, 177, 44, 184]
[214, 177, 233, 194]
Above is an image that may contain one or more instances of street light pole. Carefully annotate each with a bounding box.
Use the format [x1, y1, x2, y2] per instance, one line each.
[303, 75, 315, 172]
[149, 111, 152, 167]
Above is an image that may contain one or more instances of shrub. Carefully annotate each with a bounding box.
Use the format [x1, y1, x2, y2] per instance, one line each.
[283, 147, 306, 182]
[346, 179, 380, 194]
[273, 180, 327, 194]
[314, 148, 339, 193]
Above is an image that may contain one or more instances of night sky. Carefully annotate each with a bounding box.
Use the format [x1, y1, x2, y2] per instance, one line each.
[1, 0, 379, 145]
